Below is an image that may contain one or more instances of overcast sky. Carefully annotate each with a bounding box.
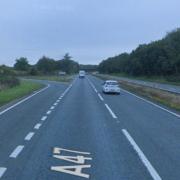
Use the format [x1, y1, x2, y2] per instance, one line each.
[0, 0, 180, 66]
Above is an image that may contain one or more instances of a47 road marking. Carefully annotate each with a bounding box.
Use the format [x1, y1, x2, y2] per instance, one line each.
[51, 147, 92, 178]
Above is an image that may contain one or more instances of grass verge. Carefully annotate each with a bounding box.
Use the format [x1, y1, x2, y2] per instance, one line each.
[110, 73, 180, 86]
[95, 74, 180, 112]
[24, 75, 73, 83]
[0, 80, 44, 107]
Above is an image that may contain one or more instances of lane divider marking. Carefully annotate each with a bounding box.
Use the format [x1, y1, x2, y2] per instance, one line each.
[122, 129, 162, 180]
[98, 93, 104, 101]
[46, 110, 51, 115]
[105, 104, 117, 119]
[50, 106, 55, 110]
[0, 168, 7, 178]
[24, 132, 35, 141]
[34, 123, 42, 130]
[41, 116, 47, 121]
[9, 145, 24, 158]
[54, 103, 58, 106]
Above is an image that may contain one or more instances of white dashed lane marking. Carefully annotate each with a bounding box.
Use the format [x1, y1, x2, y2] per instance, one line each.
[105, 104, 117, 119]
[122, 129, 162, 180]
[0, 168, 7, 178]
[46, 110, 52, 115]
[24, 132, 35, 141]
[34, 123, 42, 130]
[41, 116, 47, 121]
[50, 106, 55, 110]
[98, 93, 104, 101]
[9, 145, 24, 158]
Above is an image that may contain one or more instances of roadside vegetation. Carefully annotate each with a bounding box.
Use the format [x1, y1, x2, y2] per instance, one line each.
[0, 65, 44, 107]
[14, 53, 79, 76]
[25, 75, 74, 83]
[0, 80, 43, 107]
[98, 28, 180, 83]
[120, 81, 180, 111]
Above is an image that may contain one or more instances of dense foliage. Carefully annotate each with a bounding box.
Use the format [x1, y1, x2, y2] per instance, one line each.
[0, 65, 20, 90]
[99, 28, 180, 77]
[79, 64, 98, 72]
[13, 53, 79, 75]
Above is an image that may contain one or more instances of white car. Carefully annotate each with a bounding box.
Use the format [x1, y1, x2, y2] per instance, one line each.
[79, 70, 85, 78]
[102, 80, 121, 94]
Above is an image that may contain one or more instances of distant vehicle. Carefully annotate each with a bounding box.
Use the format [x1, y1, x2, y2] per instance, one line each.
[79, 70, 85, 78]
[102, 80, 121, 94]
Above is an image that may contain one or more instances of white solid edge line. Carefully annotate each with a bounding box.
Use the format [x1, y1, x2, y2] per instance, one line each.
[98, 93, 104, 101]
[0, 168, 7, 178]
[34, 123, 42, 129]
[0, 84, 50, 116]
[105, 104, 117, 119]
[10, 145, 24, 158]
[122, 129, 162, 180]
[41, 116, 47, 121]
[122, 89, 180, 118]
[24, 132, 35, 141]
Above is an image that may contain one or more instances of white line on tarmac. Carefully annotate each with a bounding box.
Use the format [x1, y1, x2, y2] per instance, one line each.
[0, 84, 50, 116]
[53, 103, 58, 106]
[34, 123, 42, 130]
[24, 132, 35, 141]
[105, 104, 117, 119]
[98, 93, 104, 101]
[122, 89, 180, 118]
[41, 116, 47, 121]
[9, 145, 24, 158]
[50, 106, 55, 110]
[0, 168, 7, 178]
[122, 129, 162, 180]
[94, 88, 98, 93]
[46, 110, 51, 115]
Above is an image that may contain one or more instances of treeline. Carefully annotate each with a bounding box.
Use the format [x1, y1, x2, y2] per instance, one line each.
[99, 28, 180, 78]
[14, 53, 79, 75]
[79, 64, 98, 72]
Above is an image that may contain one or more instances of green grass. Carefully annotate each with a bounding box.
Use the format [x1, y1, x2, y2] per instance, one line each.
[120, 81, 180, 111]
[24, 75, 73, 83]
[0, 80, 44, 107]
[109, 73, 180, 86]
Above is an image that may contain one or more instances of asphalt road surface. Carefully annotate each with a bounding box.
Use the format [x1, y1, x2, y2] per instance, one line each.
[0, 76, 180, 180]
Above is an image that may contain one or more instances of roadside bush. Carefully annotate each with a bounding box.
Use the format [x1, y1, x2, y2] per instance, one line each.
[0, 76, 20, 90]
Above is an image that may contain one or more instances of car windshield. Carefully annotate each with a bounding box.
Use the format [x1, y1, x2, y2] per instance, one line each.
[106, 82, 118, 86]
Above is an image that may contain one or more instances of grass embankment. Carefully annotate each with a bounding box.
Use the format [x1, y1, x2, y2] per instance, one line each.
[0, 80, 44, 107]
[25, 75, 73, 83]
[95, 74, 180, 112]
[110, 73, 180, 86]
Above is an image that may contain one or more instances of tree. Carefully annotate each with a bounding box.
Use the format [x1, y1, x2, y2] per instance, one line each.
[98, 28, 180, 77]
[36, 56, 57, 74]
[14, 57, 30, 71]
[63, 53, 72, 61]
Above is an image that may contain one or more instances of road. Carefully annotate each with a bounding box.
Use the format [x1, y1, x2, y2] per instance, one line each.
[0, 76, 180, 180]
[98, 74, 180, 94]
